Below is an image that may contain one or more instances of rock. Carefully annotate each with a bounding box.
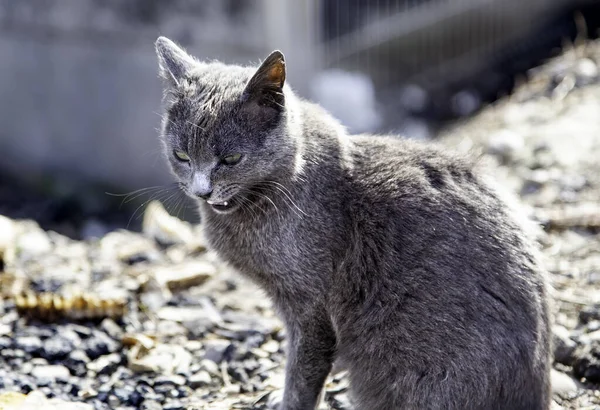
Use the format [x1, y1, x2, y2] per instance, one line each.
[0, 390, 94, 410]
[553, 325, 577, 366]
[140, 400, 163, 410]
[203, 339, 235, 364]
[572, 343, 600, 383]
[579, 307, 600, 324]
[64, 349, 90, 376]
[15, 336, 42, 354]
[162, 400, 185, 410]
[0, 392, 27, 408]
[31, 365, 71, 383]
[187, 371, 212, 388]
[0, 215, 16, 261]
[112, 385, 142, 407]
[157, 305, 221, 327]
[154, 375, 186, 388]
[99, 230, 160, 265]
[142, 201, 194, 247]
[551, 369, 578, 397]
[84, 332, 120, 360]
[260, 340, 280, 354]
[100, 318, 123, 340]
[87, 353, 122, 375]
[152, 261, 216, 292]
[486, 130, 525, 161]
[41, 336, 74, 361]
[0, 323, 11, 337]
[128, 343, 192, 375]
[575, 58, 598, 85]
[15, 223, 52, 259]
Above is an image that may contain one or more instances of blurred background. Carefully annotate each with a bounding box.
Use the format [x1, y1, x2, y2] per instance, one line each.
[0, 0, 598, 239]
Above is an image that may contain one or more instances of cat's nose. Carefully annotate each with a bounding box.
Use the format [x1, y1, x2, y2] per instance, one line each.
[191, 172, 213, 200]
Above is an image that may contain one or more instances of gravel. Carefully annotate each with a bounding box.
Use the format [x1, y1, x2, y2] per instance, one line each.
[1, 39, 600, 409]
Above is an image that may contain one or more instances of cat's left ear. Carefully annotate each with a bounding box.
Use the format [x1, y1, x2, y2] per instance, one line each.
[241, 50, 286, 111]
[155, 36, 196, 87]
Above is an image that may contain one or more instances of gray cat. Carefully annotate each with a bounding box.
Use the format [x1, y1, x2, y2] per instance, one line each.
[154, 36, 550, 410]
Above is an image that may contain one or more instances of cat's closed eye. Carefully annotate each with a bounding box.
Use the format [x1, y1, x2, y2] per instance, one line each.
[221, 153, 242, 166]
[174, 150, 190, 162]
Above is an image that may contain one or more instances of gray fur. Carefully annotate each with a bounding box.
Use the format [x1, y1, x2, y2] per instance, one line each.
[154, 37, 551, 410]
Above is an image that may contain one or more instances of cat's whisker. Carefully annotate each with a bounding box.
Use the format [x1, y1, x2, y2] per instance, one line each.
[106, 185, 175, 209]
[239, 187, 280, 218]
[260, 181, 307, 217]
[255, 182, 306, 220]
[125, 186, 180, 229]
[237, 193, 263, 219]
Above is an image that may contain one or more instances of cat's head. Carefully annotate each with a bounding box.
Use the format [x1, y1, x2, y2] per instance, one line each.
[155, 36, 300, 214]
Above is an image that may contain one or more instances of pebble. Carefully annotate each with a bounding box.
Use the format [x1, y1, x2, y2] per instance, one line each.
[551, 369, 579, 396]
[142, 200, 194, 246]
[128, 343, 192, 375]
[87, 353, 122, 375]
[203, 339, 235, 364]
[157, 305, 221, 328]
[154, 375, 186, 387]
[100, 318, 123, 340]
[573, 343, 600, 383]
[15, 336, 42, 354]
[140, 400, 163, 410]
[31, 365, 71, 383]
[112, 386, 142, 407]
[152, 261, 216, 292]
[162, 400, 185, 410]
[64, 350, 90, 376]
[84, 332, 120, 360]
[486, 130, 525, 160]
[15, 224, 53, 258]
[575, 58, 598, 85]
[553, 325, 577, 366]
[187, 371, 212, 388]
[41, 337, 74, 361]
[261, 340, 280, 354]
[0, 215, 16, 258]
[579, 307, 600, 324]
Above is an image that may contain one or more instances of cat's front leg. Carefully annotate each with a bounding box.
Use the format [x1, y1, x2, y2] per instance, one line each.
[280, 316, 336, 410]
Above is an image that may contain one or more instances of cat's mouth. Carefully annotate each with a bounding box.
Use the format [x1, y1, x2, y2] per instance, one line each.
[206, 198, 237, 213]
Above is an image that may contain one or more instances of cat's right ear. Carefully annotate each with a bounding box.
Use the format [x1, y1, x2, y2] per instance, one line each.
[155, 37, 196, 87]
[241, 50, 286, 111]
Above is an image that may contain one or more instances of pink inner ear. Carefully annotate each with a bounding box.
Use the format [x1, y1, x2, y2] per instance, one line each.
[266, 62, 285, 88]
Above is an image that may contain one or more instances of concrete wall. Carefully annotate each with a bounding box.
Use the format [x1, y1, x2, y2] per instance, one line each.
[0, 0, 317, 190]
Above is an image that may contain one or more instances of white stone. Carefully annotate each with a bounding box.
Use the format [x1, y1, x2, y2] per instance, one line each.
[0, 215, 16, 258]
[486, 130, 525, 158]
[551, 369, 578, 396]
[142, 200, 194, 246]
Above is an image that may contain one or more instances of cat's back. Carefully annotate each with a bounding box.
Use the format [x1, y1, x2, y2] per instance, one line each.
[342, 133, 538, 280]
